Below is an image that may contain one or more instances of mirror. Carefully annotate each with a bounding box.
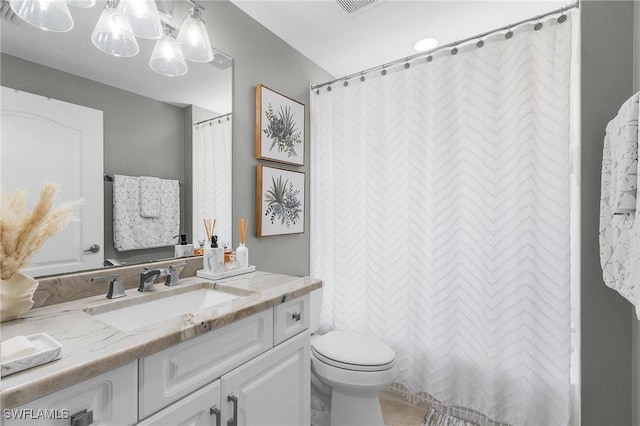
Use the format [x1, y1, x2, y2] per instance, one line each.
[0, 0, 232, 277]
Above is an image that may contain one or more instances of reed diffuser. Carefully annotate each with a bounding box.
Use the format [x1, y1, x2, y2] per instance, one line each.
[236, 219, 249, 268]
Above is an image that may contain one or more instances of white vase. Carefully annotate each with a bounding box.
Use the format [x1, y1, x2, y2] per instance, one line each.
[236, 243, 249, 269]
[0, 272, 39, 322]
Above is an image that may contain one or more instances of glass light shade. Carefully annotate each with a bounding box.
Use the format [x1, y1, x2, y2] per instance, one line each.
[149, 35, 188, 77]
[113, 0, 163, 40]
[64, 0, 96, 8]
[10, 0, 74, 32]
[174, 14, 213, 63]
[91, 4, 139, 57]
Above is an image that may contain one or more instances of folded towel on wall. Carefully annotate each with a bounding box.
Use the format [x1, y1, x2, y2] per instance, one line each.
[139, 176, 160, 218]
[605, 92, 639, 213]
[113, 174, 180, 251]
[599, 91, 640, 320]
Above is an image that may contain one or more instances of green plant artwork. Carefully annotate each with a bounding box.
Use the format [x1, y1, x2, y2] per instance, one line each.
[263, 103, 303, 158]
[264, 175, 302, 227]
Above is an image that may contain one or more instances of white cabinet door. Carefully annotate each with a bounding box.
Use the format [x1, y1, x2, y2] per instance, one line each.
[221, 331, 310, 426]
[139, 309, 274, 418]
[4, 362, 137, 426]
[137, 380, 222, 426]
[0, 86, 104, 276]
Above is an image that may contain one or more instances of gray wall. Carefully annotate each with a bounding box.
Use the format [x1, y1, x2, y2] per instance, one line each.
[580, 2, 636, 425]
[0, 53, 186, 265]
[633, 3, 640, 426]
[201, 1, 333, 276]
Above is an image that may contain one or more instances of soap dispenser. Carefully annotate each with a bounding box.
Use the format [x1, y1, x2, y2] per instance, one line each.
[204, 235, 224, 274]
[174, 234, 194, 258]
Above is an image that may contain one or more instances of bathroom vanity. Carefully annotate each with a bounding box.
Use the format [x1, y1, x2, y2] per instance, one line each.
[0, 271, 321, 426]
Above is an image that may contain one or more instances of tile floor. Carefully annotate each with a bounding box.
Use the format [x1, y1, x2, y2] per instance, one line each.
[380, 392, 427, 426]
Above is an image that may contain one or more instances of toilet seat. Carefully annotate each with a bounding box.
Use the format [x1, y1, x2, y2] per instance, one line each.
[311, 331, 396, 372]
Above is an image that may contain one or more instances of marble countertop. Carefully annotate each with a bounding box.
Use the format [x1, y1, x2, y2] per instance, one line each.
[0, 271, 322, 409]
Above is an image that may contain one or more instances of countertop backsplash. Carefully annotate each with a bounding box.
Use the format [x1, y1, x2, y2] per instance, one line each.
[31, 257, 203, 309]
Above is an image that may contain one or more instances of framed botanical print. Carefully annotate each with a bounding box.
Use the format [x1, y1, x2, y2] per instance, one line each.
[256, 84, 305, 166]
[256, 165, 305, 237]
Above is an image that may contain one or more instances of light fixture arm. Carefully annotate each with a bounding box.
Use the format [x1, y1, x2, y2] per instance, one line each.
[187, 0, 206, 11]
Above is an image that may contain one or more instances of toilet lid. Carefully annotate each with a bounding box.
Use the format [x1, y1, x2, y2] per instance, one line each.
[312, 331, 395, 371]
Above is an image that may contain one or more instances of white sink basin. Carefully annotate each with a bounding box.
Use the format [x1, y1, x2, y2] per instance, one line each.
[85, 288, 240, 331]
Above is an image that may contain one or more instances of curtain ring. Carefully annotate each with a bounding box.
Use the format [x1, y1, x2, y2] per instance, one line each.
[451, 44, 458, 55]
[360, 72, 365, 82]
[505, 25, 513, 39]
[476, 35, 484, 48]
[381, 66, 387, 76]
[558, 7, 567, 23]
[426, 53, 433, 62]
[534, 16, 542, 31]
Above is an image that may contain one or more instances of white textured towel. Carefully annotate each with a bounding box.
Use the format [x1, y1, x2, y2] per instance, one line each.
[600, 92, 640, 320]
[1, 336, 37, 362]
[113, 175, 180, 251]
[139, 176, 160, 218]
[606, 93, 639, 213]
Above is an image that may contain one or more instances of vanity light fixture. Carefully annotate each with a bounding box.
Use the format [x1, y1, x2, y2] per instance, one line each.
[9, 0, 74, 32]
[113, 0, 163, 40]
[91, 0, 139, 57]
[413, 37, 438, 52]
[174, 3, 213, 63]
[149, 23, 188, 77]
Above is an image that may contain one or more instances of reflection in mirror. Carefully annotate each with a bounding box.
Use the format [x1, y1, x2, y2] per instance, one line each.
[0, 0, 232, 278]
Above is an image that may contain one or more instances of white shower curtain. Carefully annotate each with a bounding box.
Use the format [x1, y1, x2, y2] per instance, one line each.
[193, 116, 232, 246]
[310, 17, 573, 426]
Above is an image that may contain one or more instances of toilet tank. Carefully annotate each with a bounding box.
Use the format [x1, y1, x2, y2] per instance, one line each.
[310, 287, 323, 333]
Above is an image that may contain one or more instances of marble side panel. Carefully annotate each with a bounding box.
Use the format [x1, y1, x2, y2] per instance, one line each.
[0, 271, 322, 408]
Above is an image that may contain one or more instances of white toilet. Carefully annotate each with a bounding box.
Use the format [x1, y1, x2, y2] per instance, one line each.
[309, 289, 398, 426]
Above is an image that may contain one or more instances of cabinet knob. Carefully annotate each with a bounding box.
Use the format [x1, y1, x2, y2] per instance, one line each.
[210, 406, 221, 426]
[227, 394, 238, 426]
[291, 312, 301, 321]
[70, 409, 93, 426]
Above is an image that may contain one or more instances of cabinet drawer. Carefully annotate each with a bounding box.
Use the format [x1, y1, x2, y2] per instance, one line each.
[137, 380, 221, 426]
[4, 362, 137, 426]
[274, 294, 310, 345]
[138, 309, 273, 419]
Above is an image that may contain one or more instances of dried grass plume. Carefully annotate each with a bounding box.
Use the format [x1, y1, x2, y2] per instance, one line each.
[0, 182, 75, 280]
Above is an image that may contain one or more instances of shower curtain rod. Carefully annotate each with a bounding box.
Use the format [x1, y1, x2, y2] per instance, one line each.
[310, 1, 579, 91]
[194, 112, 232, 126]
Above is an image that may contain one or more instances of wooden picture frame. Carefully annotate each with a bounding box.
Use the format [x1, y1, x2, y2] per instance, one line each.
[256, 165, 305, 237]
[255, 84, 305, 166]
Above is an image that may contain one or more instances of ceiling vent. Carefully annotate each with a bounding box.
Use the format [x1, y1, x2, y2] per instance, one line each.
[211, 52, 232, 71]
[335, 0, 377, 14]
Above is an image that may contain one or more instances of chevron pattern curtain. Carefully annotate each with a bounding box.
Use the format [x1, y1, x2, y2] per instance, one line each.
[310, 17, 572, 426]
[193, 116, 232, 245]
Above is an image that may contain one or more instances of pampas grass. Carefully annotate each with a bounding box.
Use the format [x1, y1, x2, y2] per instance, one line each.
[0, 182, 75, 280]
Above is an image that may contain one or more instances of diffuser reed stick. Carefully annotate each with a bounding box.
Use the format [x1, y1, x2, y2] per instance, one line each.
[204, 219, 211, 242]
[239, 219, 247, 244]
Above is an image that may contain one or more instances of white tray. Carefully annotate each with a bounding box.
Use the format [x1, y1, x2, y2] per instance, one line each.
[1, 333, 62, 377]
[197, 265, 256, 281]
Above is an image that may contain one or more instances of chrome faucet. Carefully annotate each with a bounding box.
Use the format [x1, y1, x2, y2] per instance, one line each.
[138, 268, 170, 292]
[91, 274, 125, 299]
[165, 262, 187, 287]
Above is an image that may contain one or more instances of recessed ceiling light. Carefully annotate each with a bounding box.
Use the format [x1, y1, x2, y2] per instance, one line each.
[414, 37, 438, 52]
